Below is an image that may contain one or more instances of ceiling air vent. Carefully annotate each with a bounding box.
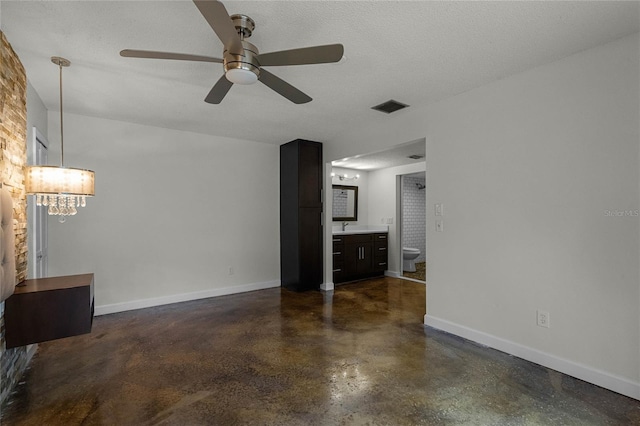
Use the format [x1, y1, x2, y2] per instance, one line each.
[371, 99, 409, 114]
[407, 154, 424, 160]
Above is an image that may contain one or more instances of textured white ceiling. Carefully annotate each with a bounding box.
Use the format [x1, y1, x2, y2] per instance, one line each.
[1, 1, 638, 145]
[332, 138, 425, 170]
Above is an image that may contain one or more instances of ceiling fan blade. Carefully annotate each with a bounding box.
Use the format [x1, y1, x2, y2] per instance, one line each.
[205, 74, 233, 104]
[193, 0, 244, 55]
[120, 49, 223, 63]
[259, 69, 311, 104]
[259, 44, 344, 67]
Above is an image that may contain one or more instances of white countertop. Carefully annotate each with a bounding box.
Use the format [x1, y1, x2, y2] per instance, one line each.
[332, 225, 389, 235]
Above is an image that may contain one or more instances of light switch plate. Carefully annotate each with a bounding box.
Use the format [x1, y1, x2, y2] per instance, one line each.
[435, 204, 443, 216]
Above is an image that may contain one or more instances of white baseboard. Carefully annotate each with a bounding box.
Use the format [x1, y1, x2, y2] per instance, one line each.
[95, 280, 280, 316]
[320, 282, 335, 291]
[400, 277, 426, 284]
[385, 270, 425, 285]
[424, 315, 640, 401]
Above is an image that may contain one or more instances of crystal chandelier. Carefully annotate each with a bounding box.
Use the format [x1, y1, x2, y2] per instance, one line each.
[25, 57, 94, 222]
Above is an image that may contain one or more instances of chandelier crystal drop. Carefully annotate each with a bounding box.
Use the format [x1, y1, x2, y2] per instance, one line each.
[35, 194, 85, 216]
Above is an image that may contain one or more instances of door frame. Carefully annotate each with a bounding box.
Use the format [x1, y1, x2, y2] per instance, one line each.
[27, 126, 49, 279]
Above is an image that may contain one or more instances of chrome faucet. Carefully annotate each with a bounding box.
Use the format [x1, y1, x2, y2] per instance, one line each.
[342, 221, 349, 231]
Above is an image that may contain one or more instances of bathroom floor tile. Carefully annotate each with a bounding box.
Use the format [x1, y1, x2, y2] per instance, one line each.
[403, 261, 426, 281]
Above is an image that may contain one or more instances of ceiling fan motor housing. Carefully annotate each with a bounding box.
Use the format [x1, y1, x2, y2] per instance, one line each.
[224, 14, 260, 84]
[224, 40, 260, 82]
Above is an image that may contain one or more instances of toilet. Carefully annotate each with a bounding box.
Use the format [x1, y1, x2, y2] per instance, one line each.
[403, 247, 421, 272]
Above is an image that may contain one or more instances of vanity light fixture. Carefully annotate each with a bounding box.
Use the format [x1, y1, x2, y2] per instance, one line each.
[331, 172, 359, 181]
[25, 57, 95, 223]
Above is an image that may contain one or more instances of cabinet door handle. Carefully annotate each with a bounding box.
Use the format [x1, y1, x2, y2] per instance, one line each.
[378, 235, 386, 239]
[378, 262, 387, 266]
[333, 239, 341, 242]
[333, 252, 341, 255]
[378, 247, 386, 251]
[333, 268, 342, 272]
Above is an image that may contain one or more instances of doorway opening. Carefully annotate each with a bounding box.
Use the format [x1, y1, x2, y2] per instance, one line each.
[324, 138, 426, 289]
[399, 172, 426, 283]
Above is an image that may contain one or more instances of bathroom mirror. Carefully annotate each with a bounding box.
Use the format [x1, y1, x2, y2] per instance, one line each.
[332, 185, 358, 221]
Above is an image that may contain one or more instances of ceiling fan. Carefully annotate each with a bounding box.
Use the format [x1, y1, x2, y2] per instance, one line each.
[120, 0, 344, 104]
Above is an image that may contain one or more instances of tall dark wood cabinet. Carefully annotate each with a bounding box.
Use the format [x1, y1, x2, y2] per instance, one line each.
[280, 139, 323, 291]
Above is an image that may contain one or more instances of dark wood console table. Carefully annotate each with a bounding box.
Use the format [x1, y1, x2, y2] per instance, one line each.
[4, 273, 94, 349]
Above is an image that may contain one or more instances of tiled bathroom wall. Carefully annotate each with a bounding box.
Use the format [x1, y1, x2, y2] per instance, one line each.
[402, 175, 426, 263]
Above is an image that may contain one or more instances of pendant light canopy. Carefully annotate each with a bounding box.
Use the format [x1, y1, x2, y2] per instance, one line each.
[25, 57, 94, 222]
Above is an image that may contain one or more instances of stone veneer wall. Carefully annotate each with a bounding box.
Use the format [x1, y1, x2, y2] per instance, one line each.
[0, 31, 29, 410]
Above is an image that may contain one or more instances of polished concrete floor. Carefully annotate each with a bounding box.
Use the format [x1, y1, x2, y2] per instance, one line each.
[2, 277, 639, 425]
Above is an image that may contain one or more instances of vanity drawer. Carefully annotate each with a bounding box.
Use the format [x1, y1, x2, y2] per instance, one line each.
[344, 234, 374, 244]
[374, 233, 388, 241]
[374, 260, 388, 270]
[373, 247, 388, 263]
[374, 241, 388, 253]
[332, 235, 345, 282]
[332, 261, 345, 283]
[374, 240, 388, 270]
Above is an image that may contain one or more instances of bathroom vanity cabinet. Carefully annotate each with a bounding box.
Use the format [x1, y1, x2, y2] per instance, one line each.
[333, 232, 387, 284]
[280, 139, 323, 291]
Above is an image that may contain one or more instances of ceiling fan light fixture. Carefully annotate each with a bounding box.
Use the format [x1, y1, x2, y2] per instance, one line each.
[223, 39, 260, 85]
[225, 68, 258, 85]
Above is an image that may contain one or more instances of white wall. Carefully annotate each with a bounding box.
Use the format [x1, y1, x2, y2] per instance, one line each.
[46, 113, 280, 312]
[26, 81, 47, 143]
[368, 163, 426, 275]
[330, 167, 368, 226]
[327, 33, 640, 399]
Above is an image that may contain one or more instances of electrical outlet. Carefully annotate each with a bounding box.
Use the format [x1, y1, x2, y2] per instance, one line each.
[386, 217, 393, 224]
[537, 310, 550, 328]
[228, 266, 234, 276]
